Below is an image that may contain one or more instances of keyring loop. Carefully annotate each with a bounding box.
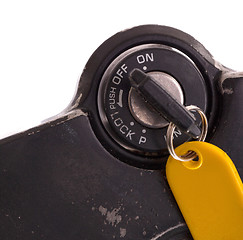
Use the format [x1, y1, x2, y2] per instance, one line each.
[166, 105, 208, 161]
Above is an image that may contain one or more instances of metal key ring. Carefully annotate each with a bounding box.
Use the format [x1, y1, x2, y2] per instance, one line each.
[166, 105, 208, 161]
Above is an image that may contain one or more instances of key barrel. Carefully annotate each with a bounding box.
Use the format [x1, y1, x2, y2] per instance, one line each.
[81, 25, 219, 168]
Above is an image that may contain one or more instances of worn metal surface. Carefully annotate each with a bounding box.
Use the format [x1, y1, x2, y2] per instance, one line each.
[0, 111, 191, 239]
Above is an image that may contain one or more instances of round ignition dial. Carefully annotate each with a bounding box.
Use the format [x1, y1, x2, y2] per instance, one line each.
[98, 44, 208, 156]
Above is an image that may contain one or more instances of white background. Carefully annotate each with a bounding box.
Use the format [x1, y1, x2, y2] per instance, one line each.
[0, 0, 242, 139]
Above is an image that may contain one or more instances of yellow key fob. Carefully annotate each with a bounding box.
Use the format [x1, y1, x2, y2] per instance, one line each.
[166, 141, 243, 240]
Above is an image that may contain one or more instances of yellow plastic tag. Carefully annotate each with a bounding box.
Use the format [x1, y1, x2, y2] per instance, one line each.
[166, 141, 243, 240]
